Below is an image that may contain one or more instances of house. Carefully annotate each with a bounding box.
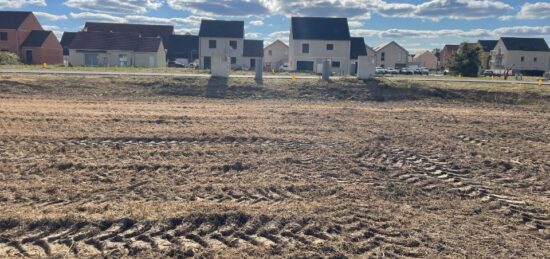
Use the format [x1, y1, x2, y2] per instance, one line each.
[264, 40, 288, 71]
[477, 40, 498, 71]
[439, 44, 459, 70]
[289, 17, 352, 75]
[68, 31, 166, 67]
[374, 41, 408, 69]
[491, 37, 550, 75]
[60, 32, 76, 63]
[198, 20, 246, 70]
[0, 11, 63, 64]
[412, 50, 438, 70]
[242, 39, 264, 69]
[167, 34, 199, 65]
[350, 37, 368, 74]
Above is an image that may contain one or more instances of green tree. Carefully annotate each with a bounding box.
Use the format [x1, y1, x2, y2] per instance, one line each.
[432, 48, 441, 60]
[448, 43, 481, 77]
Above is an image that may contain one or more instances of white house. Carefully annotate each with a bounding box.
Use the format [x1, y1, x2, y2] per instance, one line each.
[264, 39, 288, 71]
[491, 37, 550, 74]
[373, 41, 409, 69]
[289, 17, 352, 75]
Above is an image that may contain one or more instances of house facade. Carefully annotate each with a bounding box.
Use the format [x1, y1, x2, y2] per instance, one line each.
[490, 37, 550, 73]
[374, 41, 408, 69]
[264, 40, 288, 71]
[412, 51, 438, 69]
[289, 17, 352, 75]
[0, 11, 62, 64]
[198, 20, 246, 70]
[350, 37, 368, 75]
[242, 39, 264, 70]
[477, 40, 498, 71]
[68, 31, 166, 67]
[439, 44, 459, 70]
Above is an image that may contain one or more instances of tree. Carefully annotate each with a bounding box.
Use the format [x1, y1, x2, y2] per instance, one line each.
[447, 43, 481, 77]
[0, 51, 21, 65]
[432, 48, 441, 60]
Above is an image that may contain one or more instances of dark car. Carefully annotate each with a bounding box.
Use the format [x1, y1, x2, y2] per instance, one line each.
[168, 61, 185, 68]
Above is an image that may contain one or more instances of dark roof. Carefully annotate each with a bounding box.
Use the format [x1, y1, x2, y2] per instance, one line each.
[350, 37, 367, 59]
[501, 37, 550, 52]
[291, 17, 350, 40]
[60, 32, 77, 47]
[167, 35, 199, 60]
[442, 44, 459, 52]
[478, 40, 498, 52]
[69, 31, 162, 52]
[199, 20, 244, 38]
[243, 40, 264, 57]
[21, 30, 52, 47]
[84, 22, 173, 42]
[0, 11, 32, 29]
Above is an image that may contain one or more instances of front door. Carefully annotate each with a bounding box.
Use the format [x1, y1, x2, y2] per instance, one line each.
[26, 50, 32, 64]
[204, 56, 211, 69]
[250, 59, 256, 70]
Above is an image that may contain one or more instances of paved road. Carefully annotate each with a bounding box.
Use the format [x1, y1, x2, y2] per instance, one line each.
[1, 69, 548, 85]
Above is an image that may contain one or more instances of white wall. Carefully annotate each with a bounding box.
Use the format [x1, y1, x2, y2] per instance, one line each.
[199, 37, 243, 69]
[289, 39, 351, 75]
[264, 41, 288, 70]
[375, 42, 409, 68]
[492, 40, 550, 71]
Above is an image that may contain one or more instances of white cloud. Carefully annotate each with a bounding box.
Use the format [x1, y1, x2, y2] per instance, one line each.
[175, 27, 199, 35]
[69, 12, 127, 23]
[250, 20, 264, 26]
[125, 15, 208, 26]
[517, 2, 550, 19]
[34, 12, 68, 21]
[42, 25, 63, 40]
[64, 0, 162, 14]
[0, 0, 45, 8]
[493, 26, 550, 37]
[348, 20, 364, 28]
[167, 0, 269, 16]
[351, 26, 550, 39]
[245, 32, 263, 39]
[376, 0, 513, 20]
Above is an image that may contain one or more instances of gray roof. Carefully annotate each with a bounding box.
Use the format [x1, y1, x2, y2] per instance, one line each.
[69, 31, 162, 52]
[21, 30, 53, 47]
[199, 20, 244, 38]
[291, 17, 351, 40]
[350, 37, 367, 59]
[243, 40, 264, 57]
[167, 35, 199, 60]
[477, 40, 498, 52]
[501, 37, 550, 52]
[0, 11, 32, 29]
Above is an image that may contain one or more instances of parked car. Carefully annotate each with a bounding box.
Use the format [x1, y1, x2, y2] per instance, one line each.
[416, 67, 430, 75]
[400, 68, 414, 75]
[168, 61, 185, 68]
[278, 63, 291, 72]
[386, 68, 399, 74]
[483, 70, 495, 77]
[375, 67, 386, 74]
[443, 69, 450, 75]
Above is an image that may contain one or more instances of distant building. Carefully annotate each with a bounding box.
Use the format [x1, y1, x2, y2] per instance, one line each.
[60, 32, 76, 63]
[167, 34, 198, 65]
[289, 17, 352, 75]
[0, 11, 63, 64]
[477, 40, 498, 71]
[350, 37, 368, 74]
[412, 51, 438, 70]
[264, 40, 288, 71]
[198, 20, 247, 70]
[242, 39, 264, 70]
[68, 31, 166, 67]
[439, 44, 459, 70]
[373, 41, 408, 69]
[491, 37, 550, 74]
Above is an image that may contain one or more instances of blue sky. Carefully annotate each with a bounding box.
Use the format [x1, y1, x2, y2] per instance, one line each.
[2, 0, 550, 53]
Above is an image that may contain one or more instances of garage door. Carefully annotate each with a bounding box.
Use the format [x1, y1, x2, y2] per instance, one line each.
[297, 61, 314, 71]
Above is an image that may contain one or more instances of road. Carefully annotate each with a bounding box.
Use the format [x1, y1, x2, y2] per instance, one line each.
[1, 69, 548, 85]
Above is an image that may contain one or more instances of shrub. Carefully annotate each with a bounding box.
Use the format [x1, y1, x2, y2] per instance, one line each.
[0, 52, 22, 65]
[448, 43, 481, 77]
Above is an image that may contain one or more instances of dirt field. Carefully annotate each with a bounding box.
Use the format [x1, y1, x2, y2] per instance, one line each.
[0, 75, 549, 258]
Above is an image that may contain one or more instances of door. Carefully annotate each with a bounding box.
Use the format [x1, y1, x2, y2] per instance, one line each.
[296, 61, 314, 71]
[250, 59, 256, 70]
[149, 56, 155, 67]
[204, 56, 211, 69]
[26, 50, 32, 64]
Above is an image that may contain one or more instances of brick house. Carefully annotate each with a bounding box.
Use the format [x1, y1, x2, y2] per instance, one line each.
[439, 44, 459, 70]
[0, 11, 63, 64]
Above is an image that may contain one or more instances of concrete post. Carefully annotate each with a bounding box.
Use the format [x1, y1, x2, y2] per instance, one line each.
[322, 59, 330, 81]
[255, 58, 263, 81]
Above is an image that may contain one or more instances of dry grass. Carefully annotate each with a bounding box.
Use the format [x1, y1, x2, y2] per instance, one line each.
[0, 75, 549, 258]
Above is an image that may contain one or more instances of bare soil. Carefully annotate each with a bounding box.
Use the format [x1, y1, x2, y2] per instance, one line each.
[0, 75, 549, 258]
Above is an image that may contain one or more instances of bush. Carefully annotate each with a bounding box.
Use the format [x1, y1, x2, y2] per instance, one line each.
[448, 43, 481, 77]
[0, 52, 22, 65]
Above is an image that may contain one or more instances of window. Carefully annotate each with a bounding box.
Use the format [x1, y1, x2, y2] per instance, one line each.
[209, 40, 216, 49]
[268, 50, 272, 56]
[381, 52, 385, 62]
[302, 43, 309, 53]
[521, 56, 525, 62]
[229, 40, 237, 49]
[331, 61, 340, 68]
[119, 54, 128, 66]
[0, 32, 7, 41]
[326, 44, 334, 50]
[231, 57, 236, 64]
[534, 57, 537, 62]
